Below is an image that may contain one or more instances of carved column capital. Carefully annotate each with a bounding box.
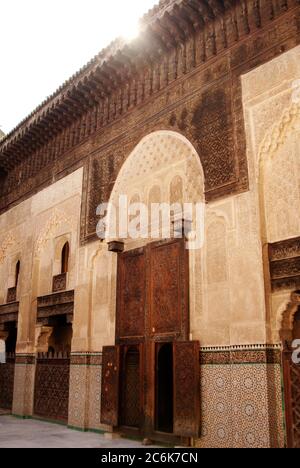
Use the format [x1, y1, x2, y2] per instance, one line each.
[35, 325, 54, 353]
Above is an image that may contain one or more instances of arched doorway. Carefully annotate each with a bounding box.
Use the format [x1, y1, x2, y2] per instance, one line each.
[34, 315, 73, 423]
[101, 131, 202, 444]
[281, 292, 300, 448]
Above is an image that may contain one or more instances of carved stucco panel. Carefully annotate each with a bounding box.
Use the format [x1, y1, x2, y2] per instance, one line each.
[264, 128, 300, 243]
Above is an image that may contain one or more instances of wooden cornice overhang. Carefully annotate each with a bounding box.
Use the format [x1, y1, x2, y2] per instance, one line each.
[37, 290, 74, 325]
[0, 0, 241, 171]
[269, 237, 300, 291]
[0, 0, 299, 174]
[0, 302, 19, 325]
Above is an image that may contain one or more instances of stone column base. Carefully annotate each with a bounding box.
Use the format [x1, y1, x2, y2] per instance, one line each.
[12, 355, 36, 418]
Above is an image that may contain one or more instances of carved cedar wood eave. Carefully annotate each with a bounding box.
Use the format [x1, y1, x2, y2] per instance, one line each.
[269, 237, 300, 291]
[36, 290, 74, 325]
[0, 302, 19, 326]
[0, 2, 299, 246]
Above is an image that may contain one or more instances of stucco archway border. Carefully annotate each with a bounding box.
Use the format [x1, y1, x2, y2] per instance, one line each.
[109, 129, 205, 204]
[280, 291, 300, 343]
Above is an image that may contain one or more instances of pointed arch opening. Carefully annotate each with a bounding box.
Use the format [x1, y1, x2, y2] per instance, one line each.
[15, 260, 20, 288]
[61, 242, 70, 275]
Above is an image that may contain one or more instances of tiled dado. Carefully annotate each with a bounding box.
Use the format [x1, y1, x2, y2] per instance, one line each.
[196, 345, 285, 449]
[68, 353, 107, 432]
[12, 355, 36, 418]
[200, 344, 282, 365]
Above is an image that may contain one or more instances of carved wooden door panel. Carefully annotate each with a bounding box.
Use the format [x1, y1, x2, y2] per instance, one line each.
[114, 238, 193, 441]
[149, 239, 189, 340]
[101, 346, 120, 426]
[119, 344, 143, 429]
[173, 341, 200, 438]
[283, 349, 300, 448]
[116, 248, 146, 342]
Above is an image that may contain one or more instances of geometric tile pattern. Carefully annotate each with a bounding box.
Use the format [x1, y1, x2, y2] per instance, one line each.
[290, 363, 300, 448]
[231, 364, 272, 448]
[68, 349, 285, 445]
[68, 364, 88, 429]
[267, 364, 285, 449]
[87, 365, 103, 431]
[0, 356, 15, 410]
[197, 365, 232, 448]
[9, 349, 286, 448]
[68, 354, 107, 431]
[196, 362, 285, 448]
[34, 356, 70, 423]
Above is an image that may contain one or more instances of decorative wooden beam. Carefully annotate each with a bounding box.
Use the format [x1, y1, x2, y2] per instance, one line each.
[207, 0, 225, 16]
[190, 0, 214, 22]
[151, 19, 178, 48]
[181, 1, 205, 28]
[79, 80, 102, 103]
[94, 67, 113, 94]
[163, 11, 186, 43]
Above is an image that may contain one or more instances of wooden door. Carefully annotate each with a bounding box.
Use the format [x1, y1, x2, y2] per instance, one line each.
[149, 239, 189, 340]
[116, 247, 146, 343]
[283, 347, 300, 448]
[116, 239, 188, 343]
[105, 238, 195, 441]
[101, 346, 120, 426]
[173, 341, 200, 438]
[119, 344, 143, 430]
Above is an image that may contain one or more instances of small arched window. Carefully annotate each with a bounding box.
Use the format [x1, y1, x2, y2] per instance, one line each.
[61, 242, 70, 274]
[15, 260, 21, 288]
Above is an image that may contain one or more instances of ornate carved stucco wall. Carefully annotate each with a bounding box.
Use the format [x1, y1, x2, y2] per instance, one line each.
[1, 44, 300, 444]
[0, 168, 82, 351]
[196, 45, 300, 448]
[242, 44, 300, 344]
[0, 168, 83, 416]
[69, 130, 205, 431]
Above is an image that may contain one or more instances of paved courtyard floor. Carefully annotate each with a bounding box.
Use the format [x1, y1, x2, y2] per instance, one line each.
[0, 415, 158, 448]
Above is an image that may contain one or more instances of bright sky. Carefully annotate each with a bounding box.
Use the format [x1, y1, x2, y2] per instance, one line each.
[0, 0, 157, 134]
